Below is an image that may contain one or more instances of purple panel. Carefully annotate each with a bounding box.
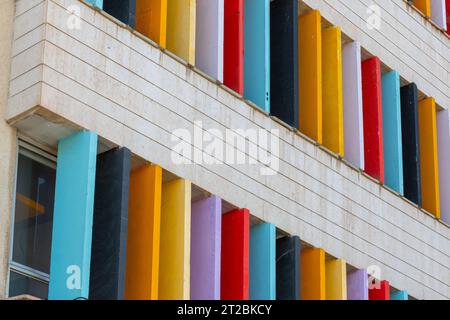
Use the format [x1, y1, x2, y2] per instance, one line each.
[347, 269, 368, 300]
[190, 196, 222, 300]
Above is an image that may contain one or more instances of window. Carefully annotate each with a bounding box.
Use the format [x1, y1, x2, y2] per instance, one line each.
[8, 142, 56, 299]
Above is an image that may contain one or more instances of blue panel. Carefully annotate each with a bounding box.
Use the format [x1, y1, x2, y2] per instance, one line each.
[250, 223, 276, 300]
[48, 131, 98, 300]
[391, 290, 408, 300]
[244, 0, 270, 112]
[382, 71, 404, 194]
[86, 0, 103, 8]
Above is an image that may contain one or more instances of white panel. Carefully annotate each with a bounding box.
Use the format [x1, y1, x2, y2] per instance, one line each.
[430, 0, 447, 30]
[342, 41, 364, 169]
[437, 110, 450, 225]
[195, 0, 224, 82]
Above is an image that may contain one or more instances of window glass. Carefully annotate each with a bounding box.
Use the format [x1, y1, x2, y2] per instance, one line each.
[8, 271, 48, 299]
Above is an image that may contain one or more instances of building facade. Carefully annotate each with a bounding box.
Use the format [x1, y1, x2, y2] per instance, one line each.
[0, 0, 449, 300]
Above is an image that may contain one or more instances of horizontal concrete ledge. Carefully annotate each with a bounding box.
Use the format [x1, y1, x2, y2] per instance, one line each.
[6, 0, 450, 299]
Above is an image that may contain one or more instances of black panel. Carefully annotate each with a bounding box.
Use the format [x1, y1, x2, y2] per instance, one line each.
[89, 147, 131, 300]
[103, 0, 136, 28]
[276, 236, 301, 300]
[400, 83, 422, 206]
[270, 0, 298, 128]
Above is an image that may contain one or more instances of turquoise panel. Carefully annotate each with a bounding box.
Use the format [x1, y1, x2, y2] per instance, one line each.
[244, 0, 270, 112]
[391, 290, 408, 300]
[86, 0, 103, 8]
[250, 223, 276, 300]
[48, 131, 98, 300]
[382, 70, 404, 195]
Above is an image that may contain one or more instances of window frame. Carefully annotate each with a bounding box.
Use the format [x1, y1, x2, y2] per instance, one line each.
[6, 139, 57, 298]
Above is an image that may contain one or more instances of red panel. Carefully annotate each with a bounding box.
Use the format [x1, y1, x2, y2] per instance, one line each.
[221, 208, 249, 300]
[224, 0, 244, 95]
[447, 0, 450, 35]
[362, 57, 384, 183]
[369, 280, 390, 300]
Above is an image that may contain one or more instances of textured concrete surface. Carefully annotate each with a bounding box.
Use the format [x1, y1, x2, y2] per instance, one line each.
[0, 0, 17, 299]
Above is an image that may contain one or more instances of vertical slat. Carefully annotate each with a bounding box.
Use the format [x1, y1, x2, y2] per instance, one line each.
[446, 0, 450, 35]
[382, 70, 403, 194]
[135, 0, 168, 48]
[347, 269, 368, 300]
[86, 0, 103, 8]
[430, 0, 447, 30]
[437, 110, 450, 224]
[418, 97, 441, 218]
[125, 164, 162, 300]
[221, 208, 249, 300]
[244, 0, 270, 112]
[90, 148, 131, 300]
[195, 0, 224, 81]
[276, 236, 301, 300]
[249, 223, 276, 300]
[166, 0, 196, 64]
[322, 26, 344, 156]
[391, 291, 408, 300]
[325, 259, 347, 300]
[270, 0, 298, 128]
[413, 0, 431, 17]
[369, 280, 390, 300]
[400, 83, 422, 206]
[342, 41, 364, 169]
[159, 178, 192, 299]
[298, 10, 322, 143]
[300, 247, 325, 300]
[48, 131, 98, 300]
[362, 57, 384, 183]
[224, 0, 244, 94]
[190, 195, 222, 300]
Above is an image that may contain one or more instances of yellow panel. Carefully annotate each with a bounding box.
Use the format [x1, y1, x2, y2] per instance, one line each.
[159, 178, 192, 299]
[418, 97, 440, 218]
[135, 0, 167, 48]
[325, 259, 347, 300]
[298, 10, 322, 143]
[322, 26, 344, 156]
[125, 164, 162, 300]
[301, 248, 326, 300]
[166, 0, 196, 64]
[412, 0, 431, 17]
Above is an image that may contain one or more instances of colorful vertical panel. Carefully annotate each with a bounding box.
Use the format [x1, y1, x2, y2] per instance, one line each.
[437, 110, 450, 224]
[90, 148, 131, 300]
[382, 71, 403, 194]
[221, 208, 250, 300]
[298, 10, 322, 143]
[159, 178, 191, 299]
[135, 0, 168, 48]
[400, 83, 422, 206]
[125, 164, 162, 300]
[325, 259, 347, 300]
[430, 0, 447, 30]
[195, 0, 224, 81]
[244, 0, 270, 112]
[447, 0, 450, 35]
[224, 0, 244, 95]
[276, 236, 300, 300]
[342, 41, 364, 169]
[250, 223, 276, 300]
[418, 97, 441, 218]
[369, 280, 390, 300]
[48, 131, 98, 300]
[322, 26, 344, 156]
[190, 196, 222, 300]
[391, 290, 408, 300]
[347, 269, 368, 300]
[86, 0, 103, 8]
[270, 0, 298, 128]
[362, 57, 384, 183]
[103, 0, 136, 27]
[166, 0, 196, 65]
[413, 0, 431, 17]
[300, 248, 325, 300]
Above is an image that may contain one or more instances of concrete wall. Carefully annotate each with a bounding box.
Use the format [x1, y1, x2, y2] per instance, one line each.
[0, 0, 17, 298]
[5, 0, 450, 299]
